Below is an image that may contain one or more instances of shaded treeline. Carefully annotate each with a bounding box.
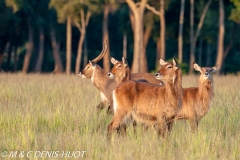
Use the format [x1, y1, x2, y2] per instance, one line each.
[0, 0, 239, 74]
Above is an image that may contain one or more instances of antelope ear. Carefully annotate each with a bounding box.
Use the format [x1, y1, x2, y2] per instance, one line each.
[89, 60, 92, 65]
[110, 57, 118, 64]
[159, 59, 167, 66]
[193, 63, 202, 72]
[173, 58, 178, 67]
[211, 65, 218, 73]
[122, 57, 128, 67]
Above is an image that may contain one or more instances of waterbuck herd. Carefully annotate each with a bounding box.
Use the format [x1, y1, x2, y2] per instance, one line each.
[79, 42, 218, 139]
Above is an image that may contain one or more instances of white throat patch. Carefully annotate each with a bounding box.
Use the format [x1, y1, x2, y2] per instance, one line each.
[91, 67, 96, 83]
[113, 90, 118, 113]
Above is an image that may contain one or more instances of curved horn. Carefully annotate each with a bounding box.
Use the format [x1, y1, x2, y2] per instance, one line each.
[91, 40, 108, 63]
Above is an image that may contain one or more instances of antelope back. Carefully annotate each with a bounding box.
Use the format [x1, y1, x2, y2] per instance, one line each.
[79, 41, 108, 78]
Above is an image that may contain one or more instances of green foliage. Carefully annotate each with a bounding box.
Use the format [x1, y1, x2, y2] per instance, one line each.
[5, 0, 23, 12]
[49, 0, 102, 23]
[229, 0, 240, 23]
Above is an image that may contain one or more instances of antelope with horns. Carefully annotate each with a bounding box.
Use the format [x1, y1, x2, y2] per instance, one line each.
[79, 42, 129, 114]
[107, 59, 183, 138]
[155, 63, 218, 132]
[79, 42, 110, 113]
[79, 41, 163, 114]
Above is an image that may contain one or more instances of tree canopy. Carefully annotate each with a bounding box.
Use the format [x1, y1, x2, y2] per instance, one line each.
[0, 0, 239, 74]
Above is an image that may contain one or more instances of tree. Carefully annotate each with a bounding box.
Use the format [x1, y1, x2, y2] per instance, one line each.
[49, 9, 64, 73]
[6, 0, 36, 73]
[74, 2, 92, 74]
[51, 0, 102, 74]
[144, 1, 166, 69]
[126, 0, 148, 73]
[102, 2, 111, 72]
[222, 0, 240, 67]
[159, 0, 165, 60]
[34, 0, 50, 72]
[189, 0, 212, 73]
[50, 0, 76, 74]
[0, 0, 12, 70]
[189, 0, 194, 74]
[178, 0, 185, 63]
[102, 0, 118, 72]
[215, 0, 225, 74]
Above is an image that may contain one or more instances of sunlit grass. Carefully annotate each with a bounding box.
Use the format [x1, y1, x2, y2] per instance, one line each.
[0, 73, 240, 159]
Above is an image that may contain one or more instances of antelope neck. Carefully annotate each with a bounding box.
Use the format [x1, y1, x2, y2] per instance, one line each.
[92, 66, 109, 92]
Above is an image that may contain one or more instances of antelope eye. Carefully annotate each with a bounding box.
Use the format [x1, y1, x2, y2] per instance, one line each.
[167, 65, 172, 69]
[117, 65, 122, 68]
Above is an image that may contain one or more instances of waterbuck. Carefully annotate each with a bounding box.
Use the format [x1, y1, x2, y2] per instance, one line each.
[156, 63, 217, 132]
[79, 42, 163, 114]
[107, 58, 183, 138]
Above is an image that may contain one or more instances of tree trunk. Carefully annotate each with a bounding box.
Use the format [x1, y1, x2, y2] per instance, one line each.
[223, 23, 237, 60]
[66, 16, 72, 75]
[127, 0, 148, 73]
[35, 27, 45, 72]
[189, 0, 195, 74]
[50, 25, 64, 73]
[0, 40, 7, 69]
[129, 10, 135, 33]
[193, 0, 212, 65]
[216, 0, 225, 74]
[103, 5, 110, 72]
[0, 55, 3, 71]
[206, 42, 212, 67]
[123, 32, 127, 58]
[178, 0, 185, 63]
[7, 42, 12, 71]
[0, 32, 10, 70]
[198, 38, 203, 65]
[140, 48, 148, 72]
[143, 12, 153, 48]
[13, 46, 18, 71]
[22, 20, 34, 74]
[131, 12, 141, 73]
[0, 53, 3, 70]
[221, 20, 236, 74]
[159, 0, 165, 60]
[129, 8, 148, 72]
[156, 38, 161, 70]
[83, 36, 88, 67]
[75, 10, 85, 74]
[141, 13, 151, 72]
[75, 10, 91, 74]
[75, 29, 85, 74]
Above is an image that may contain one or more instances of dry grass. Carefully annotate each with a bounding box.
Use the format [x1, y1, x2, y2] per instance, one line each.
[0, 73, 240, 160]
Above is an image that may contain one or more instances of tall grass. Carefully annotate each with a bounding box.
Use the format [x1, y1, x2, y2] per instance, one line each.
[0, 74, 240, 159]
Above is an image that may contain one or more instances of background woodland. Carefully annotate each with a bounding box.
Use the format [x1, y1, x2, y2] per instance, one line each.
[0, 0, 240, 74]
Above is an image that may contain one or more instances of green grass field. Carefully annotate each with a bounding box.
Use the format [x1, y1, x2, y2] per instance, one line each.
[0, 74, 240, 160]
